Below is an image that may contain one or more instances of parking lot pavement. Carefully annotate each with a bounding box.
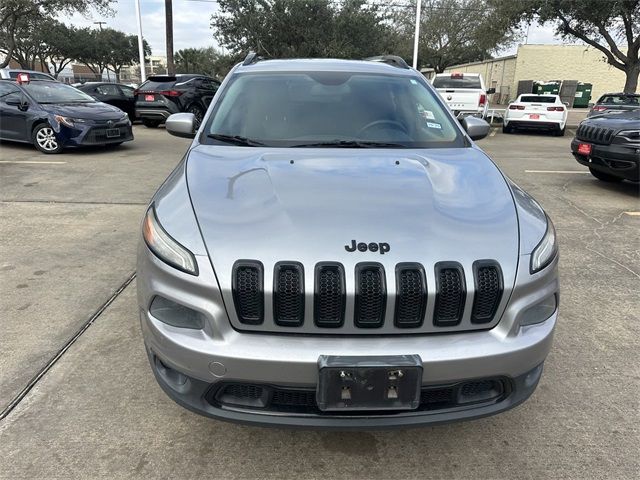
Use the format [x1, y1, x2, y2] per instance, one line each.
[1, 128, 638, 479]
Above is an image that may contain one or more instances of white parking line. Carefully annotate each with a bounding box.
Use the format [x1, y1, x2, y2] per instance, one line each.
[0, 160, 67, 164]
[525, 170, 589, 174]
[624, 212, 640, 216]
[490, 128, 498, 137]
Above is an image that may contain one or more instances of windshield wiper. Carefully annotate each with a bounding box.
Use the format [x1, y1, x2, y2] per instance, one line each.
[207, 133, 264, 146]
[291, 140, 407, 148]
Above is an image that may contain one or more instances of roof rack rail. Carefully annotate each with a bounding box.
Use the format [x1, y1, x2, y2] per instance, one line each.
[242, 51, 261, 66]
[364, 55, 410, 69]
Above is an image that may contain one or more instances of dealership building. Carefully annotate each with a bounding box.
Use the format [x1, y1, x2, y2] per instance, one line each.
[422, 44, 628, 106]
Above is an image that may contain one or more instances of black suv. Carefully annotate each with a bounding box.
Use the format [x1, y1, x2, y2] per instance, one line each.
[571, 110, 640, 183]
[135, 74, 220, 128]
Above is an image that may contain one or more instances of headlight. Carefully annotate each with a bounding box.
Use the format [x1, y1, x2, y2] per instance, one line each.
[142, 206, 198, 275]
[615, 129, 640, 142]
[53, 115, 86, 127]
[530, 216, 558, 274]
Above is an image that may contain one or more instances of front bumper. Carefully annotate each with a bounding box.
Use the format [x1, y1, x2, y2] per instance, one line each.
[57, 121, 133, 146]
[571, 138, 640, 181]
[138, 241, 559, 428]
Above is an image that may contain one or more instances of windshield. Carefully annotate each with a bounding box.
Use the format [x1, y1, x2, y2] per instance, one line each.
[432, 76, 481, 89]
[598, 95, 639, 105]
[22, 81, 95, 104]
[204, 72, 462, 148]
[520, 96, 557, 103]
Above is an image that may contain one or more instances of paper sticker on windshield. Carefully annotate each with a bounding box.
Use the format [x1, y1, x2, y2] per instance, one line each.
[423, 110, 435, 120]
[426, 122, 442, 129]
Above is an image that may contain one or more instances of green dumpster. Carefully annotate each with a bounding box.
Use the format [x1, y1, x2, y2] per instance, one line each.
[534, 81, 561, 95]
[573, 82, 592, 108]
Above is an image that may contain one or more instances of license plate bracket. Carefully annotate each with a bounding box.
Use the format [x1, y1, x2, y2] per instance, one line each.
[106, 128, 121, 138]
[316, 355, 422, 412]
[145, 94, 155, 101]
[529, 113, 540, 119]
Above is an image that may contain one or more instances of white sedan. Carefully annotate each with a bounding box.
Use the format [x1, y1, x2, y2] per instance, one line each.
[503, 94, 569, 136]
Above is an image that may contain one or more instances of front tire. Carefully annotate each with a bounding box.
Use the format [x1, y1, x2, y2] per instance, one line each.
[589, 167, 623, 183]
[142, 119, 161, 128]
[32, 123, 63, 154]
[186, 104, 204, 128]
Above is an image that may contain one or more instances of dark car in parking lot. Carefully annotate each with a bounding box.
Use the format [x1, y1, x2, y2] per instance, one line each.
[135, 74, 220, 128]
[75, 82, 136, 121]
[0, 76, 133, 154]
[571, 110, 640, 183]
[587, 93, 640, 117]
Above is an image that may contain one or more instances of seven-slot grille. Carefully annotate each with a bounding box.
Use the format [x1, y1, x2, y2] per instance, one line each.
[230, 260, 504, 330]
[576, 124, 615, 145]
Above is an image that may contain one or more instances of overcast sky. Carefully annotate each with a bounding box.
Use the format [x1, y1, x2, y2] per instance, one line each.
[61, 0, 571, 58]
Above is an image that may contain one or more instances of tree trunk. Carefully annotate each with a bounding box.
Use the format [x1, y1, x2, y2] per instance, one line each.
[623, 63, 639, 93]
[165, 0, 175, 75]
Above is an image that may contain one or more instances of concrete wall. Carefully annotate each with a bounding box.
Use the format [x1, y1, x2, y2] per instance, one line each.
[512, 44, 626, 103]
[441, 44, 627, 106]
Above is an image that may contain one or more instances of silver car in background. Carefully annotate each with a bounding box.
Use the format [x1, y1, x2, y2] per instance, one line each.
[137, 55, 559, 428]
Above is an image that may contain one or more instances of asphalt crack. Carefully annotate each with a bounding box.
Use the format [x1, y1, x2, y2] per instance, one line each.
[0, 272, 136, 422]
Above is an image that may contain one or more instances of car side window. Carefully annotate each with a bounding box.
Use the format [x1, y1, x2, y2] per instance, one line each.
[0, 82, 21, 99]
[119, 86, 135, 98]
[200, 78, 219, 91]
[96, 84, 120, 96]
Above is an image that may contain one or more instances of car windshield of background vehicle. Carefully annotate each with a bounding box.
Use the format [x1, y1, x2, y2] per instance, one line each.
[600, 95, 640, 105]
[520, 96, 558, 103]
[22, 82, 95, 104]
[432, 76, 482, 89]
[205, 72, 463, 148]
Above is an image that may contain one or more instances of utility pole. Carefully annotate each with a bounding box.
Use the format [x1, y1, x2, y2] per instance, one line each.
[165, 0, 175, 75]
[135, 0, 146, 84]
[94, 21, 111, 82]
[412, 0, 422, 69]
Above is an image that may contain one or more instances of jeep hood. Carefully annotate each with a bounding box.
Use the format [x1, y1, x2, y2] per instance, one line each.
[186, 145, 519, 290]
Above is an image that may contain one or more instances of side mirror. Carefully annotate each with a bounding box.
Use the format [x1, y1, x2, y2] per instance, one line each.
[5, 95, 29, 111]
[166, 113, 196, 138]
[486, 88, 496, 94]
[461, 116, 491, 141]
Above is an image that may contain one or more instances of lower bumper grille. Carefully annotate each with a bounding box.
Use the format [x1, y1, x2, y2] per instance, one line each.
[211, 379, 508, 415]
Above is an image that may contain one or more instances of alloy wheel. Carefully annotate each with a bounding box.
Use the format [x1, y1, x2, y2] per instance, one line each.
[35, 127, 59, 152]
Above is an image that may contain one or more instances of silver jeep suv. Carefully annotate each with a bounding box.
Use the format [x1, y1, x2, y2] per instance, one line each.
[137, 55, 559, 428]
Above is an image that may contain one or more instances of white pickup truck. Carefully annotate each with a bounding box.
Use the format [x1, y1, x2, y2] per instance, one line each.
[432, 73, 495, 119]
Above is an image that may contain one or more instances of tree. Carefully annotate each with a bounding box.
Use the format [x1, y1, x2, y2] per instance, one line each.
[489, 0, 640, 93]
[0, 0, 113, 68]
[175, 47, 220, 76]
[393, 0, 521, 72]
[211, 0, 397, 59]
[76, 28, 150, 82]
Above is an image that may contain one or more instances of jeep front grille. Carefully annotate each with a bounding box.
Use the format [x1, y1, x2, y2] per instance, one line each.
[394, 263, 427, 328]
[230, 260, 505, 333]
[232, 261, 264, 325]
[354, 263, 386, 328]
[314, 263, 346, 327]
[576, 124, 615, 145]
[273, 262, 305, 327]
[434, 262, 466, 326]
[471, 262, 503, 323]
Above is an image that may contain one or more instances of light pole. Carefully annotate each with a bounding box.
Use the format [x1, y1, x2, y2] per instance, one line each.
[412, 0, 422, 69]
[135, 0, 147, 84]
[94, 21, 111, 82]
